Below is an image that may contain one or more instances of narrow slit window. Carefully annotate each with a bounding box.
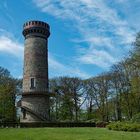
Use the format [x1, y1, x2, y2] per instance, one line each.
[30, 78, 35, 89]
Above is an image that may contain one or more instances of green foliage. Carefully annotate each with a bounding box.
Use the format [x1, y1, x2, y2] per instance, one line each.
[132, 113, 140, 123]
[59, 95, 74, 121]
[107, 122, 140, 132]
[49, 77, 84, 122]
[0, 66, 20, 122]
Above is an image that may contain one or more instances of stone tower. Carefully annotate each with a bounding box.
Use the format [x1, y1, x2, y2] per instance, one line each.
[21, 20, 50, 122]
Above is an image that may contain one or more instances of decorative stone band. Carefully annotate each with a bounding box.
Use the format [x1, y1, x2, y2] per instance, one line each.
[23, 75, 48, 79]
[23, 20, 50, 39]
[22, 91, 50, 97]
[23, 21, 50, 29]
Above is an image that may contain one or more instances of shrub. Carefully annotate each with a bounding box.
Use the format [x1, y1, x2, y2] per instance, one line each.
[132, 113, 140, 123]
[107, 122, 140, 132]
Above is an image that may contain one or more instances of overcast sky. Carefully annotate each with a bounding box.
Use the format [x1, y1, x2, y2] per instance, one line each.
[0, 0, 140, 79]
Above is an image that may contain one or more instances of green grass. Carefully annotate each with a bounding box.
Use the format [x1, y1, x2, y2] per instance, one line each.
[0, 127, 140, 140]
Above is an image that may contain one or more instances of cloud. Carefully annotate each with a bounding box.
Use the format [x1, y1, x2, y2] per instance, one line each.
[115, 0, 128, 3]
[73, 36, 114, 50]
[33, 0, 136, 69]
[77, 48, 116, 68]
[49, 54, 90, 78]
[0, 0, 16, 28]
[0, 35, 24, 58]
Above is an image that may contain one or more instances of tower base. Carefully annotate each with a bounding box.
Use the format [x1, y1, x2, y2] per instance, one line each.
[20, 93, 50, 123]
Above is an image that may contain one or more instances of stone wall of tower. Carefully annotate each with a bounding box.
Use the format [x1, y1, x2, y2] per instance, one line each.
[23, 37, 48, 93]
[20, 95, 50, 122]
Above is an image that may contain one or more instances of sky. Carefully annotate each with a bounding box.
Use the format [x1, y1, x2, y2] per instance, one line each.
[0, 0, 140, 79]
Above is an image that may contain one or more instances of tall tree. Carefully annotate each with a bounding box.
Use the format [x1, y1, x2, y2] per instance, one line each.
[0, 66, 19, 122]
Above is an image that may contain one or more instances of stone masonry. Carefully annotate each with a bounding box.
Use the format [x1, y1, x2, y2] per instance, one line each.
[20, 20, 50, 122]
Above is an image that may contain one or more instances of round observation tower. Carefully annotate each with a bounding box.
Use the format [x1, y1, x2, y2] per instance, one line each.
[21, 20, 50, 122]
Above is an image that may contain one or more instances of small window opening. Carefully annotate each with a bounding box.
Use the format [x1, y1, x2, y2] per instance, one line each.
[30, 78, 35, 89]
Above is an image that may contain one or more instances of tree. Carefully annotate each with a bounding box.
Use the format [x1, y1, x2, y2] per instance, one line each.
[49, 77, 85, 122]
[0, 66, 20, 122]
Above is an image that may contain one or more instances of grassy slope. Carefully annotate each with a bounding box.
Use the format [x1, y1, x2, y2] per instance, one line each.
[0, 128, 140, 140]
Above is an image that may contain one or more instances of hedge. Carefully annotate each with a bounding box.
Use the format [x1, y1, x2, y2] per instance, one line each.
[0, 122, 96, 128]
[107, 122, 140, 132]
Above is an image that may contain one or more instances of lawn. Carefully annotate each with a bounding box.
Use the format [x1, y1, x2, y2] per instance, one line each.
[0, 127, 140, 140]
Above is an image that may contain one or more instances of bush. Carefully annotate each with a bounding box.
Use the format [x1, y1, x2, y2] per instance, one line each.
[132, 113, 140, 123]
[107, 122, 140, 132]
